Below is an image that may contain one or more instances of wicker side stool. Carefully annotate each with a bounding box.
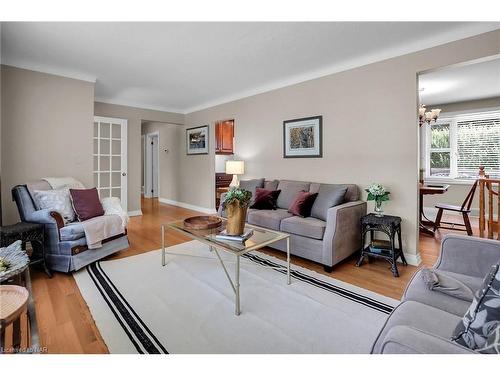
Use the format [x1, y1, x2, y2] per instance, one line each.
[0, 285, 29, 351]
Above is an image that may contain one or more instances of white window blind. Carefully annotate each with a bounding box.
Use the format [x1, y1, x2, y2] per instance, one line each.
[426, 110, 500, 180]
[457, 117, 500, 178]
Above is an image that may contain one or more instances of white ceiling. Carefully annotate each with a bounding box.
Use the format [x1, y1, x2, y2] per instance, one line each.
[2, 22, 499, 113]
[419, 58, 500, 105]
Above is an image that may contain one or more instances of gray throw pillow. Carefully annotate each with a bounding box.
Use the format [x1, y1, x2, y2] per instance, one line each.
[421, 268, 475, 301]
[452, 263, 500, 350]
[310, 186, 348, 221]
[239, 178, 265, 204]
[264, 180, 279, 191]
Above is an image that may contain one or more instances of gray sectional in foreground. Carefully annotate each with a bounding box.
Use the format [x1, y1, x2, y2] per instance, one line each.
[372, 234, 500, 354]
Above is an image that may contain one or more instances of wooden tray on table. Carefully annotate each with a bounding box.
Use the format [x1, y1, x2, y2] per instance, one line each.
[183, 216, 222, 230]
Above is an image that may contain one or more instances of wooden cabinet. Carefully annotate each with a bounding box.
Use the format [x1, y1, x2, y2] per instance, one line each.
[215, 120, 234, 154]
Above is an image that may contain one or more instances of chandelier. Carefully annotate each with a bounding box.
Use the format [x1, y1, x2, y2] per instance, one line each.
[419, 104, 441, 126]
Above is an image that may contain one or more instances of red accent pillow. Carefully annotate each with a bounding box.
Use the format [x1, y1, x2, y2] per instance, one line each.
[250, 188, 281, 210]
[69, 188, 105, 221]
[288, 191, 318, 217]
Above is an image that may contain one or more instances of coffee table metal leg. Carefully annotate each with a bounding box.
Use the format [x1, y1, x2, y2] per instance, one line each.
[235, 255, 240, 316]
[286, 237, 291, 285]
[161, 224, 166, 266]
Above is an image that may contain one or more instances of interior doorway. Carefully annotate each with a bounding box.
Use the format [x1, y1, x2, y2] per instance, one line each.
[144, 131, 160, 198]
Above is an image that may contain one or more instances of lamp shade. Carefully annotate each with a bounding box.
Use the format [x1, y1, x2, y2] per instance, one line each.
[226, 160, 245, 175]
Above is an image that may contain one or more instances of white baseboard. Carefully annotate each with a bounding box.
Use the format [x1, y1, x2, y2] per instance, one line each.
[128, 210, 143, 217]
[424, 206, 497, 220]
[401, 251, 422, 266]
[158, 197, 217, 215]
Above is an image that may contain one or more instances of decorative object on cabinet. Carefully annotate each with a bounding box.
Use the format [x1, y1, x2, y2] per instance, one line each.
[215, 119, 234, 154]
[283, 116, 322, 158]
[226, 160, 245, 188]
[186, 125, 209, 155]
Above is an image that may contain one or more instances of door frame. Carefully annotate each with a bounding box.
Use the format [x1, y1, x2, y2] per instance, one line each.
[93, 116, 128, 210]
[144, 131, 160, 198]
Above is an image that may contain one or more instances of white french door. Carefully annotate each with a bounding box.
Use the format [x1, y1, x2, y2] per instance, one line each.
[93, 116, 128, 210]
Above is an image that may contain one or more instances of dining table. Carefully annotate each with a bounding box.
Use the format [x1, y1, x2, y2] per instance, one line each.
[419, 183, 450, 236]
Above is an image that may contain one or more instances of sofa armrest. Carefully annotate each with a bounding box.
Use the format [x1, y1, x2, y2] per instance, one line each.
[435, 234, 500, 278]
[24, 209, 58, 225]
[379, 326, 475, 354]
[322, 200, 367, 267]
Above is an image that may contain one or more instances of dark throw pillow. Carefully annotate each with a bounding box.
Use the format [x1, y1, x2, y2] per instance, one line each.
[250, 188, 281, 210]
[239, 178, 265, 204]
[69, 188, 105, 221]
[452, 263, 500, 350]
[288, 191, 318, 217]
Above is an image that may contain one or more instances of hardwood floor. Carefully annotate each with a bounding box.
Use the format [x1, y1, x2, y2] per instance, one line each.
[23, 198, 478, 353]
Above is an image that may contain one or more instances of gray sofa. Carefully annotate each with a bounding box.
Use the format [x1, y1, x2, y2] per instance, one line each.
[372, 234, 500, 354]
[12, 181, 129, 273]
[218, 179, 367, 272]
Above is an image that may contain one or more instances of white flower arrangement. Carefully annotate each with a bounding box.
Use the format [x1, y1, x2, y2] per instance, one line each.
[365, 183, 390, 202]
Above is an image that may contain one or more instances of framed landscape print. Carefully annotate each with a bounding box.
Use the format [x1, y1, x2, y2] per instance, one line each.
[186, 125, 209, 155]
[283, 115, 322, 158]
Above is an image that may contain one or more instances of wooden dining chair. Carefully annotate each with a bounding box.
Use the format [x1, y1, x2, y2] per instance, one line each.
[434, 180, 478, 236]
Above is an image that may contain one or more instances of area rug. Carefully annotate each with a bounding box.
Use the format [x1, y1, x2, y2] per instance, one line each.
[73, 241, 398, 353]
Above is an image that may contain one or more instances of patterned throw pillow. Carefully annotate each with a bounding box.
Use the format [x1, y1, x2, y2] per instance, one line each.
[33, 189, 76, 224]
[477, 324, 500, 354]
[452, 263, 500, 350]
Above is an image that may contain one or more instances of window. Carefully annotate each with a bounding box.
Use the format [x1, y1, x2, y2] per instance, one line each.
[426, 110, 500, 180]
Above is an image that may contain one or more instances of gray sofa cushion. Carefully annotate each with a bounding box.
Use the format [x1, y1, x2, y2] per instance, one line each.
[60, 222, 86, 241]
[420, 268, 475, 301]
[239, 178, 265, 204]
[310, 185, 348, 221]
[403, 269, 483, 316]
[247, 209, 293, 231]
[264, 179, 279, 191]
[372, 300, 462, 354]
[280, 216, 326, 240]
[276, 180, 311, 210]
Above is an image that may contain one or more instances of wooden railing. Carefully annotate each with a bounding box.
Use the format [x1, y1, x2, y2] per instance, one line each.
[479, 167, 499, 240]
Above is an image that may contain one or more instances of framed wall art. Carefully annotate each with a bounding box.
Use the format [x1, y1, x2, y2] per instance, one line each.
[283, 116, 322, 158]
[186, 125, 209, 155]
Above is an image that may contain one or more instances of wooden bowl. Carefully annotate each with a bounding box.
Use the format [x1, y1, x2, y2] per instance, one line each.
[184, 216, 222, 230]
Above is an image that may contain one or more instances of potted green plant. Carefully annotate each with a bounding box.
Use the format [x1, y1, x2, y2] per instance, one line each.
[222, 188, 253, 235]
[365, 183, 390, 217]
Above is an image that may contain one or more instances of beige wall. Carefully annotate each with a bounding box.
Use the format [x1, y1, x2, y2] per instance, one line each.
[1, 65, 95, 224]
[142, 121, 184, 202]
[94, 102, 184, 213]
[421, 96, 500, 215]
[182, 30, 500, 263]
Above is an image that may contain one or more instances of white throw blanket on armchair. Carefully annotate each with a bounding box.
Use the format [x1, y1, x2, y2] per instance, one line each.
[81, 215, 125, 250]
[82, 197, 129, 249]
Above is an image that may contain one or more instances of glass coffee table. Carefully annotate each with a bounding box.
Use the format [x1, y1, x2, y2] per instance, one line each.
[161, 218, 291, 316]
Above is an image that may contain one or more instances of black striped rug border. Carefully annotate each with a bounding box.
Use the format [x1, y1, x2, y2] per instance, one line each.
[242, 253, 394, 314]
[86, 262, 168, 354]
[86, 247, 394, 353]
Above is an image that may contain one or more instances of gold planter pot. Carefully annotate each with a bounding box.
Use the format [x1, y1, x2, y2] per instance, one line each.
[225, 202, 247, 235]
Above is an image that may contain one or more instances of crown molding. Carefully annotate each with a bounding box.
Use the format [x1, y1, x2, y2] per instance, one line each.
[94, 97, 185, 115]
[184, 24, 500, 114]
[1, 59, 97, 83]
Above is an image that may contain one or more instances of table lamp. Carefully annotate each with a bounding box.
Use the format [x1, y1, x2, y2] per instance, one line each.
[226, 160, 245, 188]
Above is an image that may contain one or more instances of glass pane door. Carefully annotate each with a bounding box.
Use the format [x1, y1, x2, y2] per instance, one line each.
[93, 116, 128, 210]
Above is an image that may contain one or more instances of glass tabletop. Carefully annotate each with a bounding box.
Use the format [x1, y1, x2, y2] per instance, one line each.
[165, 218, 289, 254]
